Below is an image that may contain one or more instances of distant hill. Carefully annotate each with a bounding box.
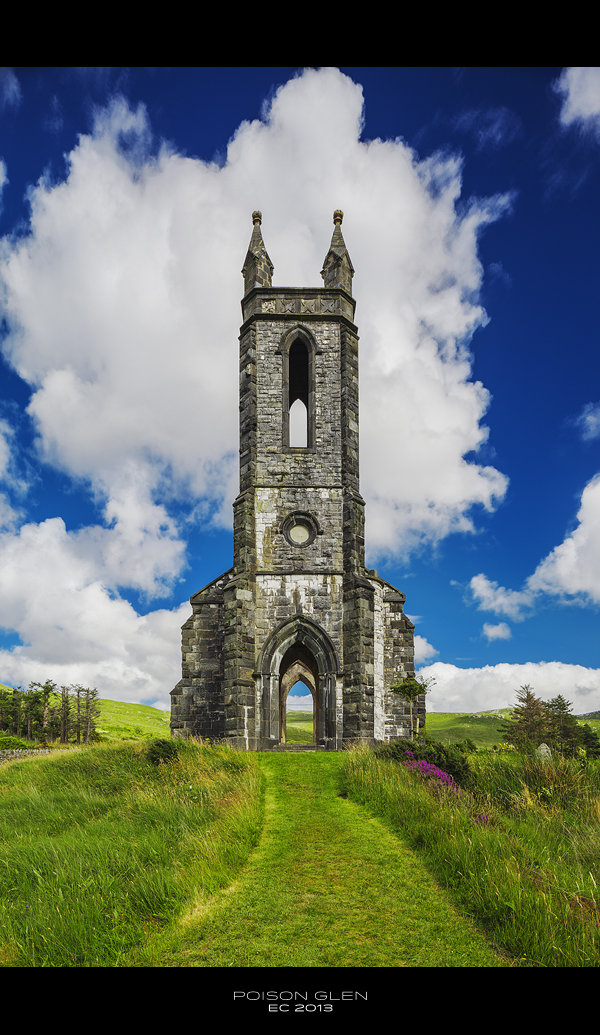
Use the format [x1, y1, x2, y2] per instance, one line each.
[426, 710, 512, 749]
[96, 699, 171, 742]
[427, 709, 600, 749]
[0, 691, 170, 746]
[6, 694, 598, 749]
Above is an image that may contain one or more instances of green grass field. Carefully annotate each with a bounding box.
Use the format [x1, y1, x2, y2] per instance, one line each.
[95, 699, 171, 742]
[285, 710, 313, 743]
[161, 752, 508, 967]
[425, 710, 512, 749]
[0, 740, 263, 967]
[4, 724, 600, 966]
[0, 742, 509, 967]
[284, 707, 515, 751]
[426, 710, 600, 750]
[342, 746, 600, 967]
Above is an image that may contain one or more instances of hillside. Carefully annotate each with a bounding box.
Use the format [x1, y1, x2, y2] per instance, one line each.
[425, 710, 512, 749]
[96, 699, 170, 741]
[4, 694, 598, 751]
[426, 709, 600, 750]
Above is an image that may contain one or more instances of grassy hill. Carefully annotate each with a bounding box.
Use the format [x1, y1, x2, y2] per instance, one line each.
[425, 710, 512, 750]
[426, 710, 600, 750]
[283, 708, 513, 751]
[0, 690, 170, 747]
[4, 692, 598, 752]
[93, 702, 600, 751]
[96, 699, 171, 742]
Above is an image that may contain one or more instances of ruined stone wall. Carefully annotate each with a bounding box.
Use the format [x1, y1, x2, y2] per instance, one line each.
[222, 573, 257, 750]
[380, 576, 421, 739]
[171, 215, 418, 749]
[171, 570, 231, 741]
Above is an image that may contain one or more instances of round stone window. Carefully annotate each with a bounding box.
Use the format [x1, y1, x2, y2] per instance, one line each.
[282, 512, 318, 548]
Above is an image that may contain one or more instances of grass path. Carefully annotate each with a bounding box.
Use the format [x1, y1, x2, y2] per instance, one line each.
[162, 753, 510, 967]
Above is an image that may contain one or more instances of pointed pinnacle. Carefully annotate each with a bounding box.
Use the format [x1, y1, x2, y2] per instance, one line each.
[242, 210, 274, 293]
[321, 210, 354, 292]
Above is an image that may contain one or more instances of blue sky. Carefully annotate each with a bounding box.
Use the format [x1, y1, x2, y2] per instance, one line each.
[1, 67, 599, 713]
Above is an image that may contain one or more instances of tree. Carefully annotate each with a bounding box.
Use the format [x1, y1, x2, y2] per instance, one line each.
[579, 723, 600, 760]
[24, 681, 99, 745]
[29, 681, 57, 745]
[544, 695, 580, 757]
[390, 675, 435, 738]
[83, 687, 100, 745]
[498, 685, 547, 751]
[22, 686, 44, 741]
[0, 684, 17, 735]
[59, 685, 71, 744]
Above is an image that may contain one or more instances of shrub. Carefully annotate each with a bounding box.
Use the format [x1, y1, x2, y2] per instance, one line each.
[401, 754, 459, 793]
[147, 738, 180, 766]
[0, 736, 36, 751]
[455, 738, 478, 754]
[579, 724, 600, 760]
[375, 736, 471, 786]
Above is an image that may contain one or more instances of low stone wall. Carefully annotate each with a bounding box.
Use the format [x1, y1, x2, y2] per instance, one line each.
[0, 748, 52, 764]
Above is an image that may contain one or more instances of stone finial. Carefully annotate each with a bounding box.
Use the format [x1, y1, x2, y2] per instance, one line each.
[242, 210, 274, 295]
[321, 209, 354, 294]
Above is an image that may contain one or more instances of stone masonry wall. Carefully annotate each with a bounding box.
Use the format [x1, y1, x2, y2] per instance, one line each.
[171, 218, 418, 749]
[171, 570, 230, 741]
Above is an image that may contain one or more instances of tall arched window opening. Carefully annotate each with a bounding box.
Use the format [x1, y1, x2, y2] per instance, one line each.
[282, 330, 315, 450]
[288, 339, 309, 448]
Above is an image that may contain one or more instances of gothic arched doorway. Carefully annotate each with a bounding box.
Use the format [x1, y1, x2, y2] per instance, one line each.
[257, 616, 339, 750]
[279, 642, 318, 744]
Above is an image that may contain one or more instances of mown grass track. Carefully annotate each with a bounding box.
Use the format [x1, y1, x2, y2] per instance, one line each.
[163, 753, 509, 968]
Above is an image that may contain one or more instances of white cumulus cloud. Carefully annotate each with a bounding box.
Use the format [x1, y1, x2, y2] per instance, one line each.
[483, 622, 511, 641]
[528, 474, 600, 605]
[555, 67, 600, 137]
[470, 470, 600, 623]
[414, 634, 439, 662]
[470, 573, 533, 620]
[424, 660, 600, 714]
[0, 515, 188, 706]
[0, 68, 511, 701]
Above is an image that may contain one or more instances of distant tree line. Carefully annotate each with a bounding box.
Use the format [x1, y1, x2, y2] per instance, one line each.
[0, 681, 100, 746]
[499, 685, 600, 758]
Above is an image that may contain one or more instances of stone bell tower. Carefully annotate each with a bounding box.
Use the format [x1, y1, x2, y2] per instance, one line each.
[170, 212, 419, 749]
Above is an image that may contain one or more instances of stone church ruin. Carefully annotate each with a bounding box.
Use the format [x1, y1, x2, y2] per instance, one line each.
[170, 211, 421, 750]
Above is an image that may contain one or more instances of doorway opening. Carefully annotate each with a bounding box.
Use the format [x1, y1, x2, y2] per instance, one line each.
[258, 615, 339, 750]
[279, 643, 318, 745]
[284, 680, 314, 744]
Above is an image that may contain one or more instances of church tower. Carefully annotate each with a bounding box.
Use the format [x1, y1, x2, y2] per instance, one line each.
[171, 212, 419, 749]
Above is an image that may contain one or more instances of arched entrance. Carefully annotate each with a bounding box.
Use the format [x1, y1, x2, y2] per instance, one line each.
[279, 642, 318, 744]
[257, 616, 339, 750]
